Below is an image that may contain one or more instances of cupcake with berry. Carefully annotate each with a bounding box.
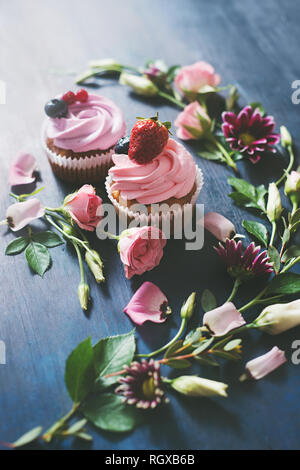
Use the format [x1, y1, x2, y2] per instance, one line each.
[42, 89, 126, 183]
[105, 114, 203, 230]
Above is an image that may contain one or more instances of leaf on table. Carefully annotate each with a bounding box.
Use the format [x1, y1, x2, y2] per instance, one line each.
[32, 231, 64, 248]
[25, 242, 51, 277]
[93, 330, 135, 386]
[242, 220, 268, 247]
[281, 228, 290, 245]
[11, 425, 43, 448]
[268, 246, 281, 274]
[228, 178, 267, 212]
[201, 288, 217, 312]
[83, 393, 143, 433]
[266, 272, 300, 295]
[5, 236, 28, 255]
[65, 337, 95, 404]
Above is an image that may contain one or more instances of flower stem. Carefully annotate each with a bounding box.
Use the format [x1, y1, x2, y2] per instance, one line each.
[135, 318, 187, 359]
[280, 255, 300, 273]
[276, 144, 295, 187]
[157, 90, 185, 109]
[239, 286, 269, 313]
[42, 403, 80, 443]
[73, 242, 85, 283]
[269, 221, 277, 247]
[210, 136, 239, 173]
[226, 278, 241, 303]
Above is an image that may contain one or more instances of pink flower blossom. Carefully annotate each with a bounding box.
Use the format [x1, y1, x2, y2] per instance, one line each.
[174, 61, 221, 96]
[203, 302, 246, 336]
[124, 281, 170, 325]
[174, 101, 211, 140]
[203, 212, 236, 242]
[64, 185, 102, 231]
[242, 346, 287, 380]
[9, 153, 37, 186]
[6, 199, 44, 231]
[118, 226, 166, 279]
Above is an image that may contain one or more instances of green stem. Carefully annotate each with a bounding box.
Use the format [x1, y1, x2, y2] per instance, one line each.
[73, 242, 85, 283]
[276, 144, 295, 186]
[226, 278, 241, 303]
[209, 135, 238, 173]
[239, 286, 269, 313]
[280, 255, 300, 273]
[136, 318, 187, 358]
[269, 221, 277, 246]
[42, 403, 79, 443]
[157, 90, 185, 109]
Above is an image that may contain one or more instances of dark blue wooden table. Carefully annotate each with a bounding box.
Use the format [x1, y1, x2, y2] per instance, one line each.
[0, 0, 299, 450]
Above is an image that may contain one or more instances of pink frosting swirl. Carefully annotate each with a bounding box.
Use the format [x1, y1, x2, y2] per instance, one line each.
[109, 138, 196, 204]
[46, 94, 126, 152]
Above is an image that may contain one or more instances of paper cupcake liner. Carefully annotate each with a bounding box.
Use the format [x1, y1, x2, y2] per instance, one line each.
[105, 166, 204, 233]
[41, 120, 115, 183]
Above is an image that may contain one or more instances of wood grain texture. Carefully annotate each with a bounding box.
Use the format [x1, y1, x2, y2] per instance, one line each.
[0, 0, 299, 450]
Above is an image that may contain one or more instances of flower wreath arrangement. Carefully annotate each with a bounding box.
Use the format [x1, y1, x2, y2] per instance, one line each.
[1, 59, 300, 448]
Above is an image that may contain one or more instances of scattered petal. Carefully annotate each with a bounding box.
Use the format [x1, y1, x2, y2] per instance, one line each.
[203, 302, 246, 336]
[6, 199, 44, 231]
[204, 212, 236, 242]
[242, 346, 287, 380]
[9, 153, 37, 186]
[124, 282, 170, 325]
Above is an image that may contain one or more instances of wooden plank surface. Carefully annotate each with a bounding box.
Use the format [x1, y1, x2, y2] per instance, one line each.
[0, 0, 299, 450]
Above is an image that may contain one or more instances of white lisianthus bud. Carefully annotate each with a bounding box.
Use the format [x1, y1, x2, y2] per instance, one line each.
[171, 376, 228, 398]
[267, 183, 282, 222]
[78, 282, 90, 311]
[280, 126, 292, 148]
[180, 292, 196, 320]
[119, 73, 158, 96]
[284, 171, 300, 205]
[85, 250, 104, 284]
[254, 299, 300, 335]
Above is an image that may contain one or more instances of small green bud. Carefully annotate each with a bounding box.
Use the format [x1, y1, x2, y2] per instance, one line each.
[280, 126, 292, 148]
[78, 282, 90, 310]
[284, 171, 300, 205]
[119, 72, 158, 97]
[60, 223, 77, 237]
[267, 183, 282, 222]
[180, 292, 196, 320]
[85, 250, 105, 283]
[171, 375, 228, 398]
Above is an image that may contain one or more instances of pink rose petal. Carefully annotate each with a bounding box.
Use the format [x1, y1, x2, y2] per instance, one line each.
[204, 212, 236, 242]
[124, 281, 169, 325]
[6, 198, 45, 231]
[9, 153, 37, 186]
[244, 346, 287, 380]
[203, 302, 246, 337]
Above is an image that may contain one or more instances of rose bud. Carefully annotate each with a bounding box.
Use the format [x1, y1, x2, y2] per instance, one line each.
[119, 73, 158, 97]
[254, 299, 300, 335]
[174, 61, 221, 100]
[240, 346, 287, 381]
[180, 292, 196, 320]
[63, 184, 102, 232]
[285, 171, 300, 205]
[78, 282, 90, 311]
[85, 250, 104, 284]
[171, 375, 228, 398]
[267, 183, 282, 222]
[174, 101, 211, 140]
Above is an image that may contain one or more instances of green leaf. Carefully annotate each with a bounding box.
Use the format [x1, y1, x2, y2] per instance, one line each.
[193, 337, 214, 355]
[25, 242, 51, 277]
[268, 246, 281, 274]
[75, 432, 93, 441]
[282, 228, 290, 245]
[212, 350, 241, 361]
[255, 185, 267, 211]
[291, 209, 300, 226]
[224, 339, 242, 351]
[201, 289, 217, 312]
[5, 237, 28, 255]
[65, 337, 95, 404]
[32, 231, 64, 248]
[183, 327, 202, 346]
[229, 192, 261, 210]
[266, 273, 300, 295]
[242, 220, 268, 247]
[197, 150, 223, 161]
[12, 426, 43, 448]
[164, 340, 183, 359]
[83, 393, 143, 433]
[93, 330, 135, 386]
[228, 177, 256, 201]
[166, 358, 191, 369]
[194, 355, 219, 367]
[249, 102, 266, 115]
[65, 419, 87, 435]
[282, 245, 300, 263]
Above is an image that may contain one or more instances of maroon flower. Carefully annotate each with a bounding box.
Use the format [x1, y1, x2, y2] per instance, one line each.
[115, 359, 168, 409]
[214, 239, 273, 281]
[222, 106, 280, 163]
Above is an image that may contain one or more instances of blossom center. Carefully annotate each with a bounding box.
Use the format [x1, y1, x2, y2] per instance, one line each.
[239, 132, 255, 145]
[142, 377, 156, 400]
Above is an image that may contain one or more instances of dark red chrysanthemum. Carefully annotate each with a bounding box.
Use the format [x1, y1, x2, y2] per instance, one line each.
[222, 106, 280, 163]
[214, 239, 273, 280]
[115, 359, 168, 409]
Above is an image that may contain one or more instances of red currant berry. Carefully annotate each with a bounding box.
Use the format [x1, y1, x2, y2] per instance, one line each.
[76, 89, 89, 103]
[62, 91, 76, 104]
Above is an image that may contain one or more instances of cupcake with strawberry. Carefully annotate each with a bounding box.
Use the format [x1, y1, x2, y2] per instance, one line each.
[42, 89, 126, 183]
[105, 114, 203, 229]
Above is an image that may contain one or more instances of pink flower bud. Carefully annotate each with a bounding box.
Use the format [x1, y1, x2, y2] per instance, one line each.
[241, 346, 287, 381]
[203, 302, 246, 337]
[174, 101, 211, 140]
[6, 199, 44, 231]
[63, 184, 102, 231]
[174, 61, 221, 98]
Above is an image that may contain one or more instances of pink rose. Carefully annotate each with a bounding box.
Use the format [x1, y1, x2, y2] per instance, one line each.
[174, 101, 211, 140]
[118, 226, 166, 279]
[174, 61, 221, 97]
[64, 184, 102, 231]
